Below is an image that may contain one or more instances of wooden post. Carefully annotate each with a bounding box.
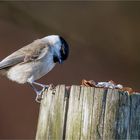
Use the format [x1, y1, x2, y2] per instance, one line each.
[35, 85, 140, 140]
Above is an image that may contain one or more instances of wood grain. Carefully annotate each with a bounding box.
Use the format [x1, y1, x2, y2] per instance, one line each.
[36, 85, 140, 140]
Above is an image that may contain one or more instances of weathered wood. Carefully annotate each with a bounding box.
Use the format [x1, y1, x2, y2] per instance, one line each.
[36, 85, 67, 140]
[91, 88, 107, 139]
[65, 86, 94, 140]
[129, 94, 140, 139]
[36, 85, 140, 140]
[103, 89, 130, 139]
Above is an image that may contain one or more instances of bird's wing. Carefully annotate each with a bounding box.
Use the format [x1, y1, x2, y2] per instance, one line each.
[0, 39, 49, 70]
[0, 53, 25, 70]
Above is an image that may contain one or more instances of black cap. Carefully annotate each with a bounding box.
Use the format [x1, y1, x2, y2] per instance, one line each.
[59, 36, 69, 61]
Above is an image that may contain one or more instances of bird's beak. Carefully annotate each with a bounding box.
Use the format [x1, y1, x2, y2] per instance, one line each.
[59, 59, 63, 64]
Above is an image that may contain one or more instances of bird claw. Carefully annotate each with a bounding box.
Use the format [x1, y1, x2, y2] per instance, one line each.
[48, 83, 55, 89]
[42, 85, 49, 92]
[35, 92, 44, 103]
[35, 84, 56, 103]
[48, 84, 56, 94]
[35, 86, 48, 103]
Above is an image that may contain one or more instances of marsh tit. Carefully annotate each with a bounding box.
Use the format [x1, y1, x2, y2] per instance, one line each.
[0, 35, 69, 100]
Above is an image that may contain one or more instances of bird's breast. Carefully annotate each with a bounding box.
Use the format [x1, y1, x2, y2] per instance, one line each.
[7, 55, 56, 84]
[38, 57, 56, 79]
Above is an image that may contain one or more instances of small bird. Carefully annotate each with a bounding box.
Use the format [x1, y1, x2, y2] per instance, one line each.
[0, 35, 69, 101]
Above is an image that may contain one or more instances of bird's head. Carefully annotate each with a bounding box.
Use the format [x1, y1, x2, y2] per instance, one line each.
[43, 35, 69, 64]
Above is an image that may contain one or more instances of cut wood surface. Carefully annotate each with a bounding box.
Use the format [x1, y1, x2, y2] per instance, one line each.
[36, 85, 140, 140]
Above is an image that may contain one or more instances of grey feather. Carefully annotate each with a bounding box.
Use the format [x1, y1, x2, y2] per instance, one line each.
[0, 39, 49, 70]
[0, 53, 24, 70]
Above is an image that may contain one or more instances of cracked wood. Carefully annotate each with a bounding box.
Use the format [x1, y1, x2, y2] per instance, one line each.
[36, 85, 140, 140]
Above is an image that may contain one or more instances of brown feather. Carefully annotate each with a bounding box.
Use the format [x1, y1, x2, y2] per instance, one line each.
[0, 39, 49, 70]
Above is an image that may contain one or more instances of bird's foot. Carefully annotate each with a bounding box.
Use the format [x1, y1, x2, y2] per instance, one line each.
[48, 83, 56, 94]
[35, 86, 49, 103]
[35, 89, 45, 103]
[35, 93, 43, 103]
[35, 84, 56, 103]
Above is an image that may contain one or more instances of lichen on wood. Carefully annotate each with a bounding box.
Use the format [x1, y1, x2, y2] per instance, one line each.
[36, 85, 140, 140]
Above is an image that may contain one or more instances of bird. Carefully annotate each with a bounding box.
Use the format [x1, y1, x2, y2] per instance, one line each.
[0, 35, 69, 101]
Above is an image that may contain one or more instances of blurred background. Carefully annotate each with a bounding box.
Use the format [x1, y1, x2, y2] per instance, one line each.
[0, 1, 140, 139]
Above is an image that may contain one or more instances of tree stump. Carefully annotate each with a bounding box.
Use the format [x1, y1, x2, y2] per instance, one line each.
[36, 85, 140, 140]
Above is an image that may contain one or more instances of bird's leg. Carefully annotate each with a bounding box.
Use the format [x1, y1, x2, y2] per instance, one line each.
[32, 81, 49, 91]
[32, 81, 56, 92]
[28, 82, 41, 95]
[28, 81, 48, 103]
[28, 80, 56, 102]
